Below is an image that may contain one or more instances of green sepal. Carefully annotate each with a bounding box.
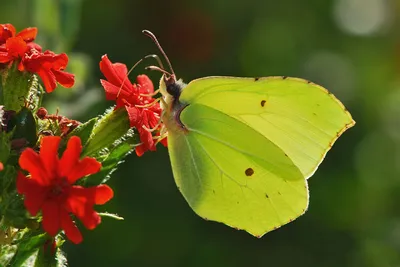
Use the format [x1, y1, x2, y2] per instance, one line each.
[6, 231, 48, 267]
[82, 107, 130, 157]
[0, 63, 38, 112]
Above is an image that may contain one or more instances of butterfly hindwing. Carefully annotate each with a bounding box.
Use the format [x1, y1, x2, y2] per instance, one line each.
[168, 103, 308, 236]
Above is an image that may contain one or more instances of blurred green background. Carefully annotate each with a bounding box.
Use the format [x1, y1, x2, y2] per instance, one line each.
[2, 0, 400, 266]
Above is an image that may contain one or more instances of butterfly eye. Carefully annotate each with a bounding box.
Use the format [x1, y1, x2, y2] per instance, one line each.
[166, 82, 182, 98]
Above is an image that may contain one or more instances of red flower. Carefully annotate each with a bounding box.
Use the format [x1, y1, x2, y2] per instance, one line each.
[0, 23, 73, 93]
[0, 24, 37, 45]
[21, 50, 75, 93]
[0, 23, 40, 66]
[0, 162, 3, 171]
[17, 136, 113, 244]
[99, 55, 167, 156]
[0, 37, 28, 66]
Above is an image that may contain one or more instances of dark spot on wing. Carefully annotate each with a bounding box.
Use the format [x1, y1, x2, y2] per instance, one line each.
[255, 77, 260, 81]
[282, 76, 288, 79]
[261, 100, 266, 107]
[245, 168, 254, 176]
[278, 191, 282, 195]
[265, 194, 269, 198]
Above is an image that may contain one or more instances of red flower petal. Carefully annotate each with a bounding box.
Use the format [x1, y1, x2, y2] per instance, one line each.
[59, 136, 82, 179]
[100, 79, 130, 100]
[39, 136, 60, 182]
[160, 137, 168, 147]
[124, 106, 140, 128]
[0, 24, 16, 44]
[99, 55, 134, 93]
[42, 200, 61, 236]
[0, 51, 12, 63]
[52, 69, 74, 88]
[36, 68, 57, 93]
[49, 52, 68, 69]
[136, 74, 154, 95]
[135, 144, 146, 157]
[19, 148, 49, 185]
[16, 27, 37, 42]
[100, 55, 125, 85]
[17, 173, 48, 216]
[27, 42, 42, 52]
[79, 208, 101, 230]
[66, 157, 101, 184]
[0, 162, 3, 171]
[67, 186, 109, 229]
[91, 184, 114, 204]
[6, 36, 27, 58]
[60, 209, 83, 244]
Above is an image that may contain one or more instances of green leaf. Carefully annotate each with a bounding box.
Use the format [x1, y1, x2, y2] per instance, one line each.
[58, 117, 98, 153]
[83, 132, 139, 186]
[67, 117, 97, 146]
[82, 107, 130, 157]
[7, 232, 48, 267]
[0, 243, 17, 267]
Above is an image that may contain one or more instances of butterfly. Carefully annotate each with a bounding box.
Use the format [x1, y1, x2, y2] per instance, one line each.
[143, 30, 355, 237]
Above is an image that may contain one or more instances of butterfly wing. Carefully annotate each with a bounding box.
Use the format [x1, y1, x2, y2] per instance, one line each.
[168, 103, 308, 237]
[179, 76, 355, 178]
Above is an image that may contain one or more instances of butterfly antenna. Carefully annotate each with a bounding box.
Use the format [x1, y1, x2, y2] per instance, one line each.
[144, 54, 165, 70]
[142, 30, 175, 77]
[145, 65, 172, 77]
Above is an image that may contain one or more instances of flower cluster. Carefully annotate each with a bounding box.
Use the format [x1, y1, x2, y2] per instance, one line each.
[100, 55, 167, 156]
[0, 22, 169, 264]
[0, 23, 74, 93]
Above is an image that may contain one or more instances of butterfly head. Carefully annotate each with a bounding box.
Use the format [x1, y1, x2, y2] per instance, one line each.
[159, 74, 186, 103]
